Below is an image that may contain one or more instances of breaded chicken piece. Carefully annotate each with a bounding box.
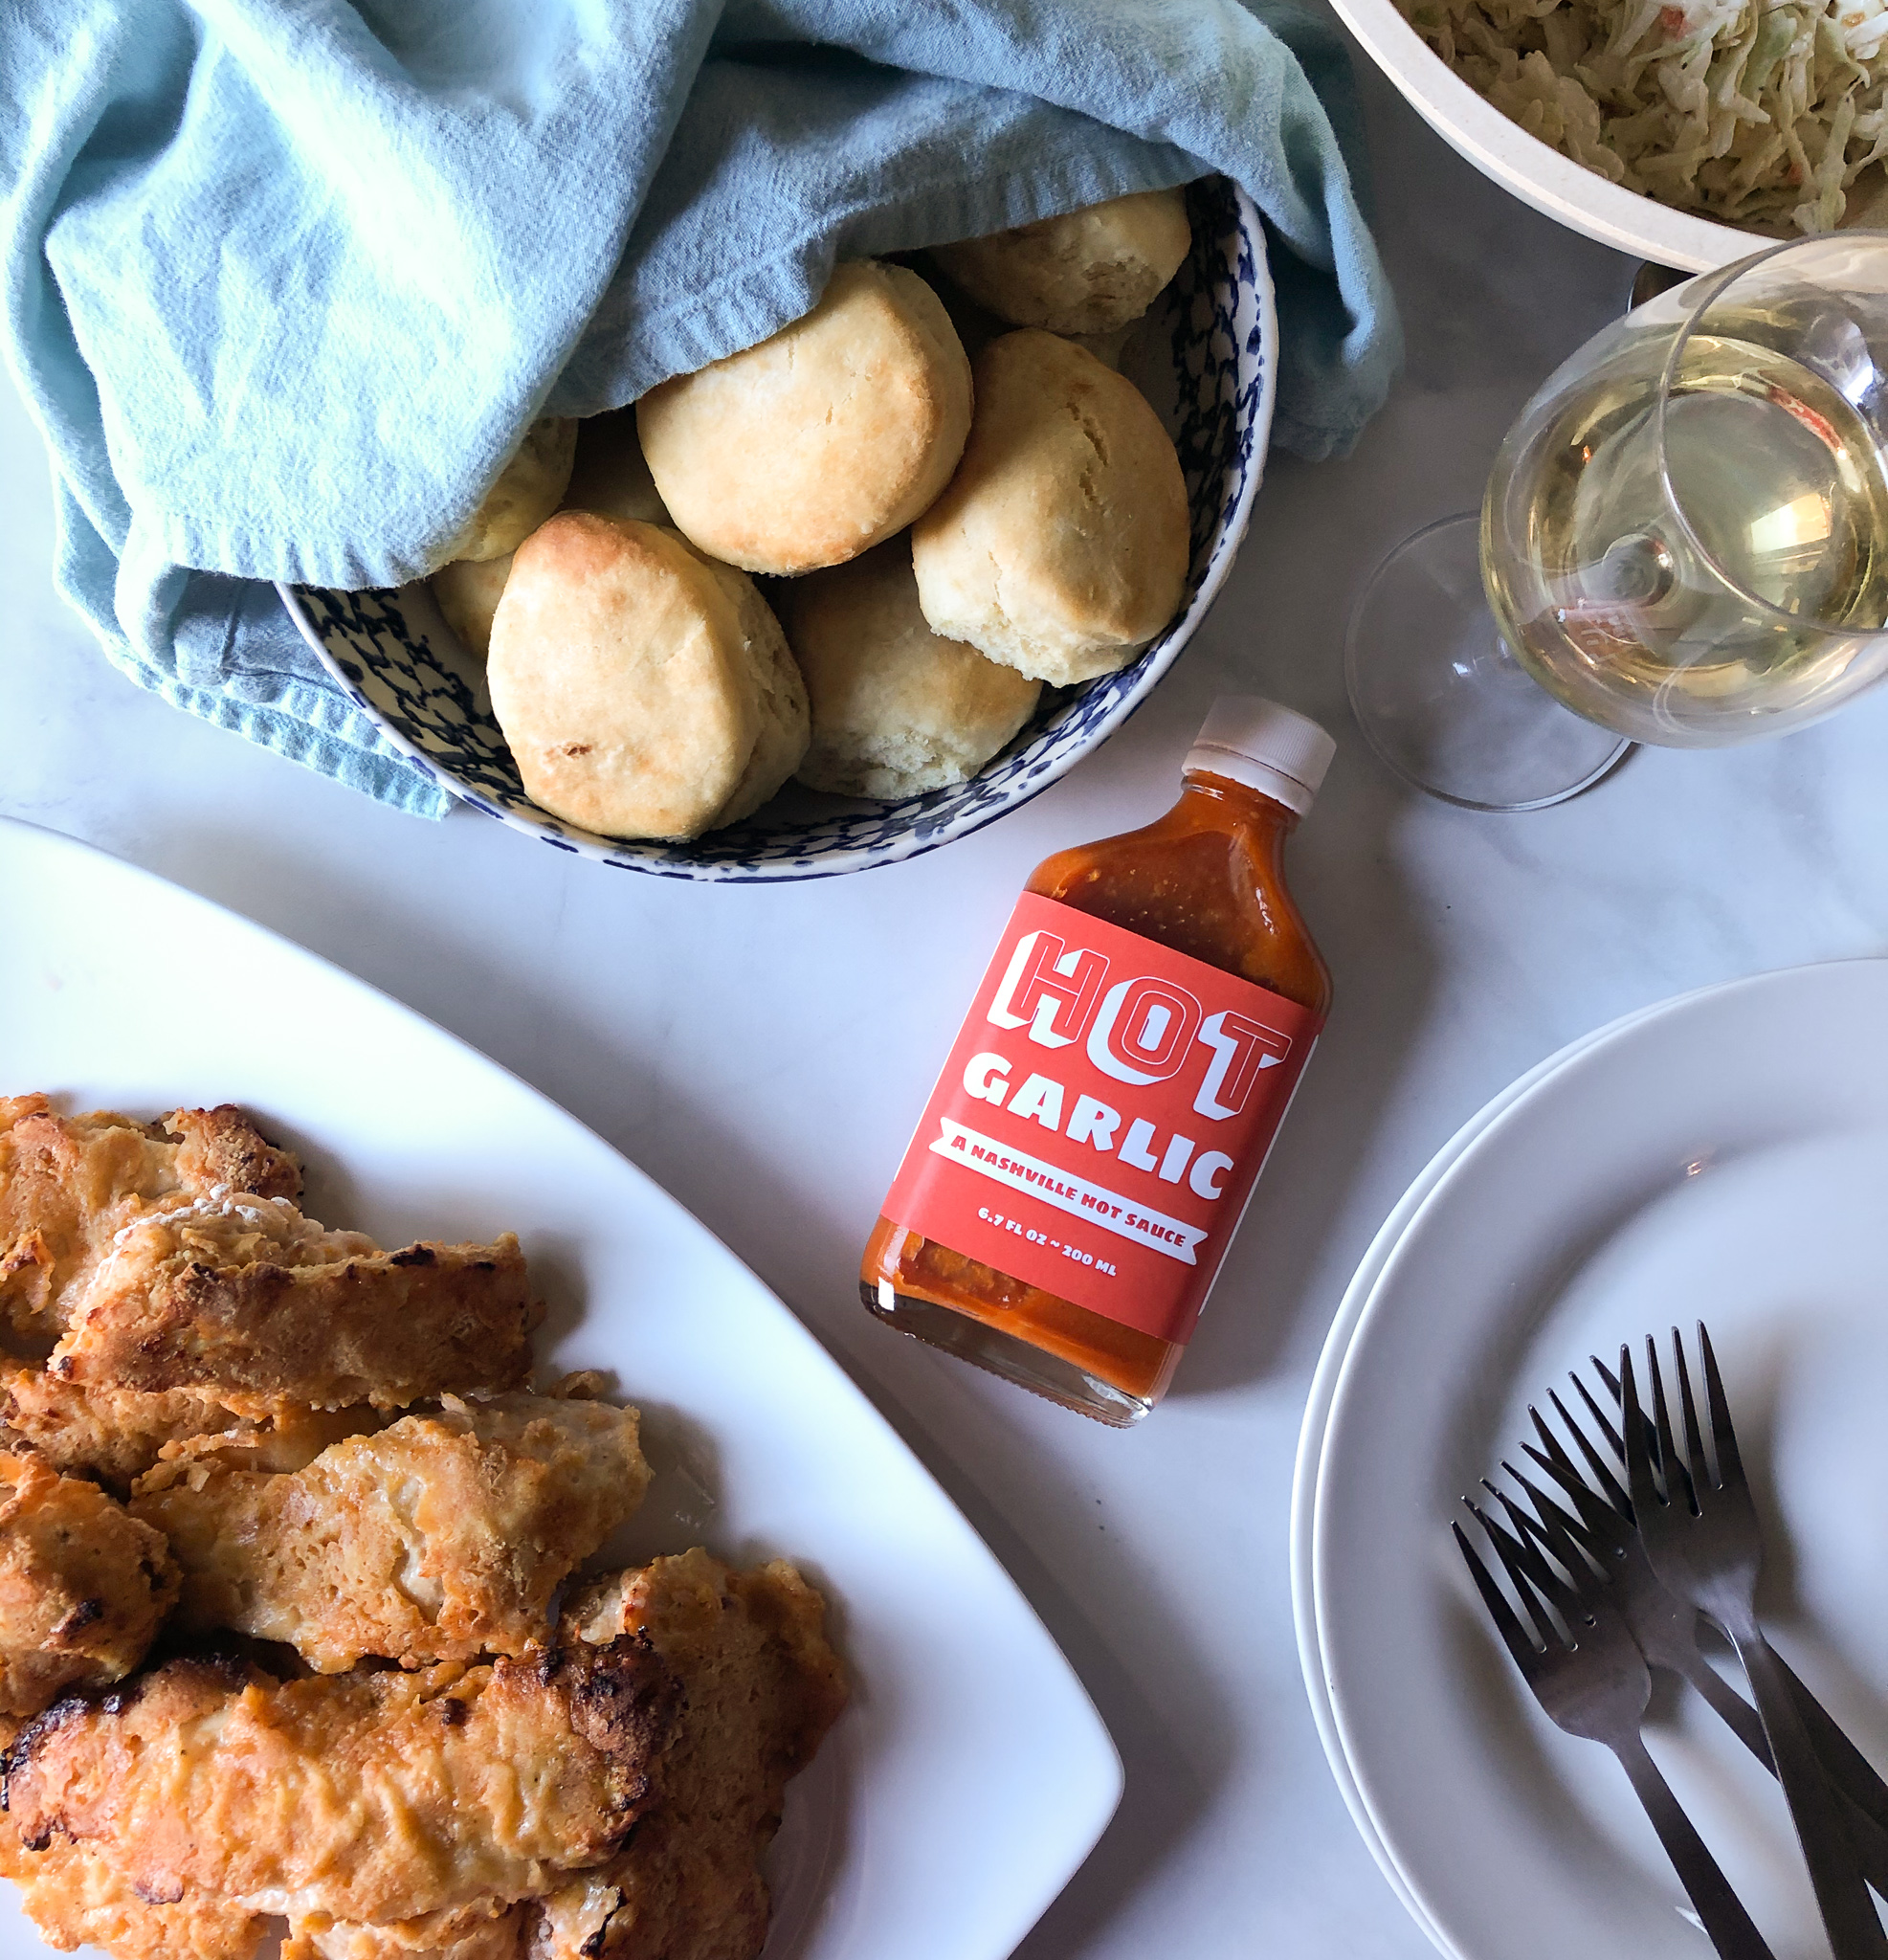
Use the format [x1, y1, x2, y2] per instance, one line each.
[0, 1829, 264, 1960]
[284, 1902, 525, 1960]
[531, 1550, 848, 1960]
[4, 1633, 679, 1925]
[0, 1734, 506, 1960]
[264, 1556, 846, 1960]
[48, 1195, 540, 1408]
[2, 1094, 541, 1477]
[0, 1451, 178, 1716]
[0, 1371, 381, 1489]
[0, 1098, 297, 1352]
[134, 1393, 652, 1671]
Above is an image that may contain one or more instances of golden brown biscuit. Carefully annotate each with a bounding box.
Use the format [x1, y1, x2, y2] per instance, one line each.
[911, 330, 1189, 685]
[930, 188, 1192, 335]
[1067, 322, 1139, 370]
[665, 532, 811, 828]
[637, 261, 972, 575]
[429, 412, 669, 658]
[432, 554, 513, 659]
[487, 514, 808, 840]
[563, 410, 670, 526]
[778, 538, 1040, 799]
[444, 418, 577, 563]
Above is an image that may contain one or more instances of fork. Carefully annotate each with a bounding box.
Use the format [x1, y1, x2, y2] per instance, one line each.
[1522, 1390, 1775, 1755]
[1625, 1327, 1888, 1960]
[1495, 1443, 1888, 1896]
[1561, 1358, 1888, 1866]
[1456, 1495, 1776, 1958]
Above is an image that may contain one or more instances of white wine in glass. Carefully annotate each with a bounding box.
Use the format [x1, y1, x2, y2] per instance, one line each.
[1350, 234, 1888, 808]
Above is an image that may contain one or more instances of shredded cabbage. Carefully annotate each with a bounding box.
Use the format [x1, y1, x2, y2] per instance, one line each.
[1402, 0, 1888, 231]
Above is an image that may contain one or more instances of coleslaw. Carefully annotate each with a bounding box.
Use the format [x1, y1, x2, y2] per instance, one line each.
[1401, 0, 1888, 232]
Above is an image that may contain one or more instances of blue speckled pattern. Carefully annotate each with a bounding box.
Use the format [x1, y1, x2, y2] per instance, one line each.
[280, 179, 1275, 883]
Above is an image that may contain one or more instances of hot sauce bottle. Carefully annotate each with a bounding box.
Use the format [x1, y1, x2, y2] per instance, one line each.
[861, 698, 1334, 1426]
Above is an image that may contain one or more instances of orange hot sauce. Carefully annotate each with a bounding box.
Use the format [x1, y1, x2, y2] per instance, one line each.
[862, 699, 1335, 1426]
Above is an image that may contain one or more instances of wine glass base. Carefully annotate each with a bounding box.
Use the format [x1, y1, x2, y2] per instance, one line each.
[1345, 513, 1633, 812]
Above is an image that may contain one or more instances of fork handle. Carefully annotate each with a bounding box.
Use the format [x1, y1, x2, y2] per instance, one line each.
[1677, 1654, 1888, 1896]
[1612, 1734, 1778, 1960]
[1780, 1650, 1888, 1841]
[1678, 1650, 1772, 1764]
[1731, 1620, 1888, 1959]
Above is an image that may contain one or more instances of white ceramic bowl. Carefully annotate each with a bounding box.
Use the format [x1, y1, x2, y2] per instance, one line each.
[1330, 0, 1790, 270]
[279, 178, 1275, 883]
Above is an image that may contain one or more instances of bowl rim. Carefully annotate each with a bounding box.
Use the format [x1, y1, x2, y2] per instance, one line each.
[278, 185, 1277, 881]
[1328, 0, 1787, 272]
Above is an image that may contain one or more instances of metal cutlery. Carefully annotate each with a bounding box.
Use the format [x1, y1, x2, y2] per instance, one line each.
[1522, 1386, 1778, 1760]
[1539, 1355, 1888, 1874]
[1455, 1492, 1777, 1958]
[1623, 1326, 1888, 1960]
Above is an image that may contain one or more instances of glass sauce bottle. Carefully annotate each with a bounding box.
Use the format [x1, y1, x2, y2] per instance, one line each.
[861, 698, 1334, 1425]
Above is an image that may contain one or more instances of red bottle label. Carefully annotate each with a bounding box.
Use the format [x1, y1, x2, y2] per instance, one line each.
[884, 892, 1320, 1346]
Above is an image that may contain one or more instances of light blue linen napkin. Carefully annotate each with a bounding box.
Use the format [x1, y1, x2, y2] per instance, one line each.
[2, 0, 1401, 818]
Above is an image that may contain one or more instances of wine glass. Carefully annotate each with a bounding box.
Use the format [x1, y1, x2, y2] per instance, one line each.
[1347, 233, 1888, 811]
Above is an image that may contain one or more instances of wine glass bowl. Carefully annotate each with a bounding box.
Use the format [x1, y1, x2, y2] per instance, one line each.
[1482, 234, 1888, 748]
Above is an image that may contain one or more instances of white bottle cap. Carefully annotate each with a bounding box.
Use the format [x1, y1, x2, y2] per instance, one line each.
[1184, 696, 1335, 815]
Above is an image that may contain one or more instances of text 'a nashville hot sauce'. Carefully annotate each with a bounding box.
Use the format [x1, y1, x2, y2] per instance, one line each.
[861, 698, 1335, 1426]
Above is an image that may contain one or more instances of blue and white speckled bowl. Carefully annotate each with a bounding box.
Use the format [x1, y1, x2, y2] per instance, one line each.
[280, 177, 1275, 882]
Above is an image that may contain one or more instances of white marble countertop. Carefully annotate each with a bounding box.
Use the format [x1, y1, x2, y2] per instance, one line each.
[6, 47, 1888, 1960]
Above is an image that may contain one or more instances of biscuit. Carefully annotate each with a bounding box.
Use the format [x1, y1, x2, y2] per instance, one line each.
[487, 514, 808, 839]
[930, 189, 1192, 336]
[432, 553, 512, 658]
[445, 417, 577, 562]
[562, 410, 671, 526]
[431, 414, 667, 657]
[637, 261, 972, 575]
[911, 330, 1189, 685]
[778, 538, 1041, 800]
[671, 534, 811, 827]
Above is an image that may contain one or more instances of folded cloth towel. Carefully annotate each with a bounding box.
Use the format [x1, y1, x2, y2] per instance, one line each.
[2, 0, 1401, 819]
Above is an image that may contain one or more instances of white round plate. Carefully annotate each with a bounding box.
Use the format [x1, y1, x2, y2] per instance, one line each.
[1311, 959, 1888, 1959]
[1289, 995, 1674, 1942]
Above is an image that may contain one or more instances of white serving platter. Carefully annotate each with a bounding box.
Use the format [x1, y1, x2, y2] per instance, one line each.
[0, 816, 1122, 1960]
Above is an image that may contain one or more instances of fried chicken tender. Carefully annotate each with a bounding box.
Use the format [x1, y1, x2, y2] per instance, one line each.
[0, 1452, 178, 1716]
[0, 1099, 297, 1352]
[0, 1830, 264, 1960]
[48, 1200, 539, 1408]
[532, 1550, 848, 1960]
[134, 1393, 652, 1671]
[0, 1093, 847, 1960]
[0, 1372, 380, 1489]
[284, 1902, 526, 1960]
[1, 1097, 542, 1482]
[4, 1634, 680, 1926]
